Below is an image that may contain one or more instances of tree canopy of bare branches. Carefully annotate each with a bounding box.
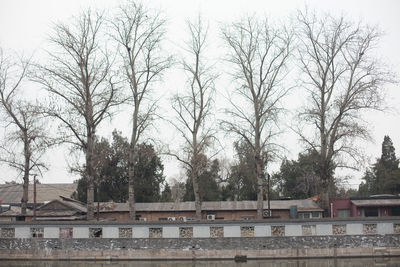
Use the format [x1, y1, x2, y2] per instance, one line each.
[221, 17, 292, 219]
[170, 17, 217, 220]
[33, 10, 122, 220]
[295, 10, 395, 208]
[111, 1, 171, 220]
[0, 48, 52, 214]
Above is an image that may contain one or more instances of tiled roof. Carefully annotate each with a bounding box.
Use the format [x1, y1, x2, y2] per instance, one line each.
[0, 199, 86, 217]
[98, 200, 323, 212]
[38, 199, 87, 213]
[0, 184, 77, 204]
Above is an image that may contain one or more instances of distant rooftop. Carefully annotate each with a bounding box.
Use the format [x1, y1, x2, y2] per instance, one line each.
[98, 199, 323, 213]
[0, 184, 77, 204]
[351, 199, 400, 207]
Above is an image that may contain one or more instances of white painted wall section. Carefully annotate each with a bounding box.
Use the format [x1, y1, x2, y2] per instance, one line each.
[15, 227, 30, 238]
[347, 223, 363, 235]
[44, 227, 59, 238]
[224, 226, 240, 237]
[255, 225, 270, 237]
[377, 223, 393, 235]
[285, 225, 301, 236]
[163, 226, 179, 238]
[73, 227, 89, 238]
[193, 226, 210, 238]
[316, 224, 332, 236]
[132, 227, 149, 238]
[102, 226, 118, 238]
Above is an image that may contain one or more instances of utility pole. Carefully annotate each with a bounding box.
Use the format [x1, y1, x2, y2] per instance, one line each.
[33, 174, 37, 221]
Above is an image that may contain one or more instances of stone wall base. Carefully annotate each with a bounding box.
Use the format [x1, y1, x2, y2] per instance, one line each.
[1, 235, 400, 260]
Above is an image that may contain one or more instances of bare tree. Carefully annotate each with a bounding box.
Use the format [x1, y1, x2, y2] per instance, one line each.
[170, 17, 216, 220]
[110, 1, 171, 220]
[33, 10, 122, 220]
[0, 48, 51, 214]
[295, 10, 394, 209]
[221, 18, 292, 219]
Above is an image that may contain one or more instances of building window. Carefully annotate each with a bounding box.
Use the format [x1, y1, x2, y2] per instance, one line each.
[179, 227, 193, 238]
[392, 207, 400, 216]
[119, 228, 132, 238]
[298, 213, 311, 219]
[394, 224, 400, 234]
[149, 227, 162, 238]
[240, 226, 254, 237]
[89, 228, 103, 238]
[302, 225, 316, 236]
[271, 226, 285, 237]
[363, 224, 377, 235]
[1, 228, 15, 238]
[311, 212, 321, 218]
[333, 224, 346, 235]
[364, 208, 379, 217]
[337, 209, 350, 218]
[60, 228, 73, 238]
[31, 227, 44, 238]
[210, 227, 224, 238]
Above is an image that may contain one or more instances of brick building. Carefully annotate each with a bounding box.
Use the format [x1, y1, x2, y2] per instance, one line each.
[330, 195, 400, 218]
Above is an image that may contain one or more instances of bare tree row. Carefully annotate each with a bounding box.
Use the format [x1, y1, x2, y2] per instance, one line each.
[0, 3, 394, 220]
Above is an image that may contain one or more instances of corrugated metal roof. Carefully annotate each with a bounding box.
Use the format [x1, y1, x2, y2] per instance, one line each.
[351, 199, 400, 207]
[0, 184, 77, 204]
[98, 200, 323, 212]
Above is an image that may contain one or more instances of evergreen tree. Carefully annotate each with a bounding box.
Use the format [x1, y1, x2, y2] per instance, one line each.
[183, 156, 222, 202]
[359, 136, 400, 195]
[273, 150, 324, 199]
[73, 131, 165, 203]
[160, 183, 173, 202]
[224, 142, 258, 201]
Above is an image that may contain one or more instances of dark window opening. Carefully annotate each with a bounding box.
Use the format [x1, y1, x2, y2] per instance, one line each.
[392, 207, 400, 216]
[364, 208, 379, 217]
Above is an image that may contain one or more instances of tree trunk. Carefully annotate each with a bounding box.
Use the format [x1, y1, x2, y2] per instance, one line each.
[320, 162, 332, 215]
[192, 168, 202, 220]
[255, 156, 264, 219]
[21, 135, 30, 215]
[86, 134, 95, 220]
[21, 172, 29, 215]
[128, 147, 136, 221]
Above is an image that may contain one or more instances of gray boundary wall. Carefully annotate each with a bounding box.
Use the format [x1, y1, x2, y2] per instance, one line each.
[2, 217, 399, 238]
[0, 218, 400, 260]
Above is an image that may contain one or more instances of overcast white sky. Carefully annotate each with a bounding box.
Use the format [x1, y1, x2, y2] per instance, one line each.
[0, 0, 399, 189]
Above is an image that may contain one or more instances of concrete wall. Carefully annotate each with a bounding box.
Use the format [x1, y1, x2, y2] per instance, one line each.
[44, 227, 59, 238]
[1, 219, 400, 260]
[73, 227, 89, 238]
[1, 219, 400, 239]
[193, 226, 209, 238]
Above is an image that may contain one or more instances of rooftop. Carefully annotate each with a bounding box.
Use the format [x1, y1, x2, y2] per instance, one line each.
[0, 184, 77, 204]
[98, 199, 323, 212]
[351, 199, 400, 207]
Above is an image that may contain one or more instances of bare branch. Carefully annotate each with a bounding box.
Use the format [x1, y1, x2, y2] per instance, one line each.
[221, 17, 293, 219]
[295, 9, 396, 204]
[170, 16, 217, 219]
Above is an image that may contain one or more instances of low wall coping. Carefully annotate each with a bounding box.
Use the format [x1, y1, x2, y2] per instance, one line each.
[0, 216, 400, 227]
